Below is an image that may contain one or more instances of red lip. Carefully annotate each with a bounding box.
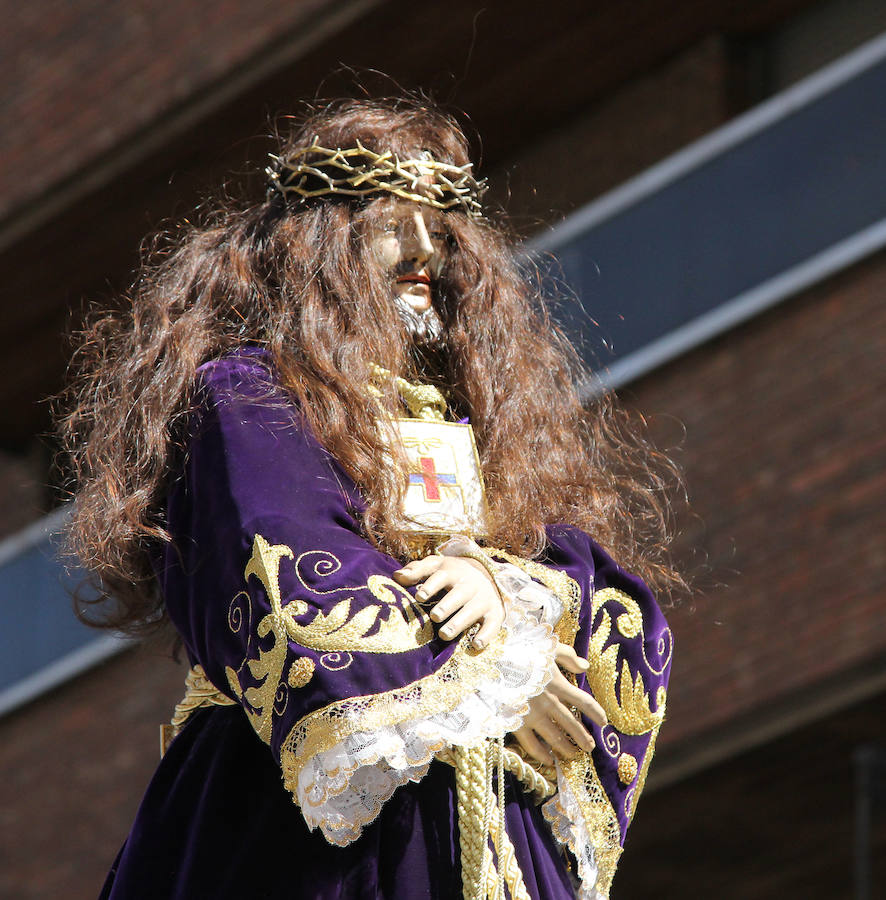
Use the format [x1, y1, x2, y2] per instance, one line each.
[396, 273, 431, 286]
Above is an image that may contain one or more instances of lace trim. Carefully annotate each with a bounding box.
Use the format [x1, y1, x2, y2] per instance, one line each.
[542, 755, 623, 900]
[543, 775, 604, 900]
[486, 547, 582, 646]
[280, 605, 557, 846]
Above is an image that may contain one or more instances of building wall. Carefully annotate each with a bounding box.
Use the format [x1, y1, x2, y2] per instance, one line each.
[0, 0, 340, 223]
[631, 249, 886, 757]
[0, 645, 186, 900]
[488, 35, 735, 228]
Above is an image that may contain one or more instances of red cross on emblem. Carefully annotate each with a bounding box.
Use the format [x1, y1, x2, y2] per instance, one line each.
[409, 456, 458, 503]
[418, 456, 442, 501]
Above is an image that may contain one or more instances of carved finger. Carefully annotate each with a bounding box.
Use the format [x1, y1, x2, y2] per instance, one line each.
[414, 568, 455, 602]
[430, 584, 471, 623]
[472, 605, 505, 650]
[393, 555, 443, 585]
[555, 642, 590, 674]
[438, 597, 487, 641]
[533, 718, 582, 760]
[513, 727, 556, 767]
[550, 674, 608, 727]
[548, 697, 595, 752]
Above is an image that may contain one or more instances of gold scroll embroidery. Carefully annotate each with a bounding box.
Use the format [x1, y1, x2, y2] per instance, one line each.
[585, 587, 668, 736]
[226, 534, 434, 743]
[247, 535, 433, 654]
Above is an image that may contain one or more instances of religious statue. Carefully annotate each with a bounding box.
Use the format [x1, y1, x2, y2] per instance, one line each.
[58, 96, 680, 900]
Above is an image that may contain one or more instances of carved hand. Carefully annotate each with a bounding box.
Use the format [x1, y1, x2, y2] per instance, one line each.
[512, 643, 607, 765]
[393, 554, 505, 649]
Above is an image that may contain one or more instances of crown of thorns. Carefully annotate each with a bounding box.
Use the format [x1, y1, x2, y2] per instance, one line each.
[266, 138, 486, 217]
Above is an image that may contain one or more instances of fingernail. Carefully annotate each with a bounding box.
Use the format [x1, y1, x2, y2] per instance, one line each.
[579, 659, 589, 670]
[416, 589, 427, 601]
[473, 638, 486, 650]
[440, 627, 452, 639]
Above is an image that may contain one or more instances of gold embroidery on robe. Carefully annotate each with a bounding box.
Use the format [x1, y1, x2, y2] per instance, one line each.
[585, 587, 668, 736]
[226, 533, 434, 742]
[248, 535, 433, 654]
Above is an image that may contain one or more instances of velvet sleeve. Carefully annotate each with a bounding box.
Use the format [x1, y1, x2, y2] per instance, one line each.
[487, 527, 672, 900]
[154, 350, 557, 846]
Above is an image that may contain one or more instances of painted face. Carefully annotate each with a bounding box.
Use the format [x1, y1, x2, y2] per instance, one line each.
[368, 203, 449, 344]
[370, 205, 449, 314]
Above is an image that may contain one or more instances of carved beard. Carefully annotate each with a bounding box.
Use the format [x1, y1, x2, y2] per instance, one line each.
[392, 292, 444, 345]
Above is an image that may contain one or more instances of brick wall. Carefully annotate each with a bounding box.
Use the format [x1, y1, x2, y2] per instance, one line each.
[629, 250, 886, 751]
[0, 645, 186, 900]
[0, 0, 336, 222]
[488, 35, 733, 228]
[0, 443, 51, 539]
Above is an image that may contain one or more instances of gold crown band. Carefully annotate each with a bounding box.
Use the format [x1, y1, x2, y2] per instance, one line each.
[267, 137, 485, 218]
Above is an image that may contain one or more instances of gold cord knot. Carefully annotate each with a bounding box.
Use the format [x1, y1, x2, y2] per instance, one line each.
[160, 665, 236, 757]
[368, 364, 448, 421]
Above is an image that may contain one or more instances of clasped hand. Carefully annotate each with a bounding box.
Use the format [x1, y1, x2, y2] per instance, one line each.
[394, 554, 607, 765]
[393, 554, 504, 650]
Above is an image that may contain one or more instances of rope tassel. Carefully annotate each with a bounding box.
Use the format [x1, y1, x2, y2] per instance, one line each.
[453, 740, 532, 900]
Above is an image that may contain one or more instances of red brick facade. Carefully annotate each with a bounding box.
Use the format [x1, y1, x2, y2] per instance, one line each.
[633, 251, 886, 755]
[1, 0, 337, 222]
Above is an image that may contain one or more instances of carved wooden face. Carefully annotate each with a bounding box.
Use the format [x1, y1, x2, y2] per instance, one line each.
[369, 204, 449, 313]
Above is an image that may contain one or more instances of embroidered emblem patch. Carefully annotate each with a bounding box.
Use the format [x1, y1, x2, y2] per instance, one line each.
[395, 419, 489, 538]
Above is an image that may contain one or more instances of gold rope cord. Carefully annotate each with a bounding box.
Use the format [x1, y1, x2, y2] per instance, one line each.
[437, 744, 555, 803]
[368, 363, 448, 421]
[159, 664, 236, 757]
[452, 740, 532, 900]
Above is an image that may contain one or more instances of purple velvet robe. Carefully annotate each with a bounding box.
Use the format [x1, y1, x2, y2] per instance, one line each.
[99, 348, 672, 899]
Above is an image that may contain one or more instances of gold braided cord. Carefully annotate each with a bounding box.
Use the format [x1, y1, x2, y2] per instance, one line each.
[495, 738, 506, 900]
[160, 665, 236, 757]
[437, 745, 556, 802]
[369, 363, 448, 421]
[486, 805, 531, 900]
[451, 741, 535, 900]
[268, 137, 486, 217]
[454, 745, 489, 900]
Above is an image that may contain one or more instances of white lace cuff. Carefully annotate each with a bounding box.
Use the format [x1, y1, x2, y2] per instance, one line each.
[294, 601, 557, 845]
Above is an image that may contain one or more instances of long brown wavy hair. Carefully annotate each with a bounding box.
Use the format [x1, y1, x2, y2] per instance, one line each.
[57, 96, 684, 635]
